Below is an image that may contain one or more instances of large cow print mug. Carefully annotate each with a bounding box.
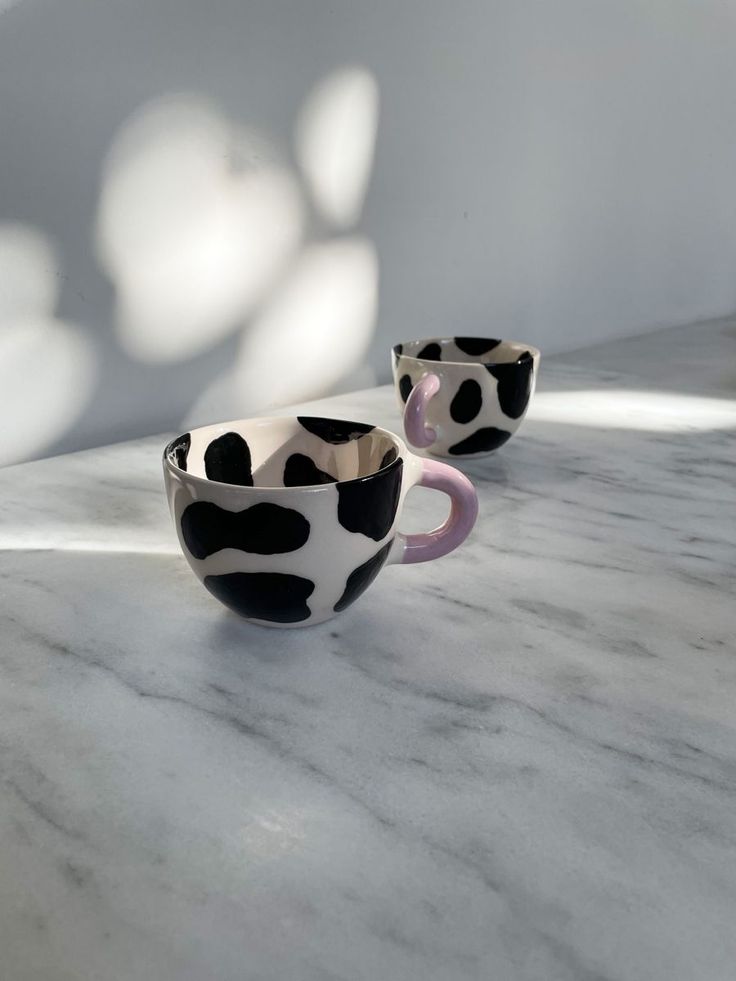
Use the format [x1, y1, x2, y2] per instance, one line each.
[163, 416, 478, 627]
[392, 337, 541, 457]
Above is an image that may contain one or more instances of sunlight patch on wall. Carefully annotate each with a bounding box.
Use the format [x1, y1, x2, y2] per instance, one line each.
[236, 237, 378, 409]
[0, 223, 97, 466]
[296, 67, 379, 228]
[182, 322, 379, 429]
[532, 389, 736, 432]
[93, 70, 381, 434]
[96, 95, 303, 363]
[0, 318, 97, 467]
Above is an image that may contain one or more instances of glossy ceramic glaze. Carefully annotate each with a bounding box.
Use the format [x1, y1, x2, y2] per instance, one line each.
[163, 415, 478, 627]
[392, 337, 541, 457]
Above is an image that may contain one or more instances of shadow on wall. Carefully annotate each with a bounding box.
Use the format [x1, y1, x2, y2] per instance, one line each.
[0, 67, 380, 467]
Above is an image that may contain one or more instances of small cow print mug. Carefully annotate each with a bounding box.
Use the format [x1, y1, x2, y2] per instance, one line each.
[392, 337, 541, 457]
[163, 416, 478, 627]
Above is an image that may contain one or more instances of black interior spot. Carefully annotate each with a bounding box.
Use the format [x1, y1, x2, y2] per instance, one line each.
[297, 417, 374, 444]
[417, 342, 442, 361]
[337, 457, 403, 541]
[181, 501, 310, 559]
[380, 447, 398, 469]
[399, 374, 413, 403]
[204, 572, 314, 623]
[334, 540, 393, 612]
[167, 432, 191, 471]
[449, 379, 483, 424]
[486, 351, 534, 419]
[283, 453, 336, 487]
[454, 337, 502, 356]
[204, 432, 253, 486]
[448, 427, 511, 455]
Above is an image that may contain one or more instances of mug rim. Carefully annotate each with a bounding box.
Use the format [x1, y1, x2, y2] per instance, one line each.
[163, 414, 408, 492]
[393, 337, 541, 368]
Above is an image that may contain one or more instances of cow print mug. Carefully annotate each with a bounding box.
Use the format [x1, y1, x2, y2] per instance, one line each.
[163, 416, 478, 627]
[392, 337, 541, 457]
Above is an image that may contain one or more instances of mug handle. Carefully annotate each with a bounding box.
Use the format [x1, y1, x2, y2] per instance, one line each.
[390, 458, 478, 564]
[404, 373, 440, 448]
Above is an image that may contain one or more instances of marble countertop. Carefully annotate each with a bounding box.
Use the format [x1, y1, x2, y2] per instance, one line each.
[1, 320, 735, 981]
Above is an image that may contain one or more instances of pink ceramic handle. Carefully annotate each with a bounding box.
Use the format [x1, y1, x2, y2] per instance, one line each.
[397, 458, 478, 564]
[404, 373, 440, 448]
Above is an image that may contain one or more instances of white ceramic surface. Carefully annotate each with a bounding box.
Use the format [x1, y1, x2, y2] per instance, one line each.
[0, 320, 735, 980]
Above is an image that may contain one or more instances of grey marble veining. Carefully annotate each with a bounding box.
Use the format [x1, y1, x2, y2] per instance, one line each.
[1, 322, 735, 981]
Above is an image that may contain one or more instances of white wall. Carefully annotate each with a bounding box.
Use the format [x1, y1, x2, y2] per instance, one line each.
[1, 0, 735, 463]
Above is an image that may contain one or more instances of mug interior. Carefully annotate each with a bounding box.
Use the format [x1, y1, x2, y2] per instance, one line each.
[394, 337, 535, 365]
[164, 416, 401, 489]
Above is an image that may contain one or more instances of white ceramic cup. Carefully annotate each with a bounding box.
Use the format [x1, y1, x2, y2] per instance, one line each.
[163, 415, 478, 627]
[392, 337, 541, 457]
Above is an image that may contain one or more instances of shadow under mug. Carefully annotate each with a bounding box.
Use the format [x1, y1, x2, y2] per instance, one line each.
[163, 416, 478, 627]
[392, 337, 541, 457]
